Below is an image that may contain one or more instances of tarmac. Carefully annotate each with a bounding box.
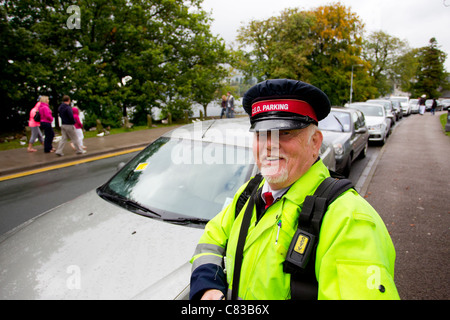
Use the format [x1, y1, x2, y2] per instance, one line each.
[363, 111, 450, 300]
[0, 112, 449, 299]
[0, 124, 181, 181]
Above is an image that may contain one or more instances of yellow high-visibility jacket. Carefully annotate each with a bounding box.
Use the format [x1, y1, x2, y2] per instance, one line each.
[190, 160, 400, 300]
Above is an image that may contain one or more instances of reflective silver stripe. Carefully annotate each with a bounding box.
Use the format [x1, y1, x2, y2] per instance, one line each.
[193, 243, 225, 257]
[227, 288, 242, 300]
[191, 254, 223, 273]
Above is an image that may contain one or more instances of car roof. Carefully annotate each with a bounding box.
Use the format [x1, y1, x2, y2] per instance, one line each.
[162, 117, 254, 148]
[331, 106, 359, 113]
[348, 102, 384, 108]
[367, 99, 391, 104]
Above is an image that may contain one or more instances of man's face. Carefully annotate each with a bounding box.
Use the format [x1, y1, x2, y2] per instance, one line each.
[253, 126, 322, 190]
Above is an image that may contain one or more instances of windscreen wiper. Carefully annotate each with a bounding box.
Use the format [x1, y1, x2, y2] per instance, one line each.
[162, 217, 209, 225]
[125, 200, 161, 218]
[333, 115, 345, 132]
[99, 191, 161, 218]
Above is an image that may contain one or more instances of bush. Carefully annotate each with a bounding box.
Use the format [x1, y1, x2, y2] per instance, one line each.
[83, 105, 123, 129]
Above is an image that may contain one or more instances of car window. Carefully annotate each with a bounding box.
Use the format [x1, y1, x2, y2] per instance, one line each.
[357, 111, 366, 127]
[350, 105, 384, 117]
[351, 112, 359, 130]
[100, 137, 254, 222]
[319, 111, 351, 132]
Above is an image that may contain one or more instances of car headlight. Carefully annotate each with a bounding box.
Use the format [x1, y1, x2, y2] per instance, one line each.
[368, 124, 383, 130]
[333, 143, 344, 155]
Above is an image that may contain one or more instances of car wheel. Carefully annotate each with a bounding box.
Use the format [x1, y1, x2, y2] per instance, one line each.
[358, 141, 368, 159]
[341, 156, 352, 177]
[380, 133, 387, 146]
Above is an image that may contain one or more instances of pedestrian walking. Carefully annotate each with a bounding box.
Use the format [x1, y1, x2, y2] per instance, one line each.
[55, 95, 86, 156]
[27, 100, 44, 152]
[226, 91, 235, 118]
[70, 106, 86, 150]
[419, 94, 426, 115]
[37, 96, 56, 153]
[430, 98, 437, 115]
[220, 95, 227, 119]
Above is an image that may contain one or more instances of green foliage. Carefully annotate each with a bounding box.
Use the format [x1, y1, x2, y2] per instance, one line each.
[236, 8, 314, 82]
[1, 0, 229, 132]
[411, 38, 449, 98]
[362, 31, 408, 97]
[236, 3, 371, 105]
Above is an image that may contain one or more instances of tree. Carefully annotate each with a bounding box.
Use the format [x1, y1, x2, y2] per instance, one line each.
[236, 8, 314, 82]
[0, 0, 229, 132]
[235, 3, 374, 105]
[362, 31, 408, 97]
[1, 0, 81, 131]
[393, 47, 421, 94]
[412, 37, 448, 98]
[307, 3, 371, 104]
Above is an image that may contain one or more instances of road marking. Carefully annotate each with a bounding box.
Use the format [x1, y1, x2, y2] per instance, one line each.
[0, 147, 144, 182]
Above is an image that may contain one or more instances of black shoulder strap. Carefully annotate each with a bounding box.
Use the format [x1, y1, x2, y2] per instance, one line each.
[235, 173, 263, 218]
[231, 173, 354, 300]
[286, 176, 354, 300]
[231, 181, 261, 300]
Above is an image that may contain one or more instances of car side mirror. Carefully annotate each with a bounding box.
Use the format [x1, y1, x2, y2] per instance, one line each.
[355, 127, 367, 134]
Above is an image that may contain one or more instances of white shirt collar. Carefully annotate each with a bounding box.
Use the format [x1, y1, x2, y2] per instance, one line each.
[261, 181, 290, 204]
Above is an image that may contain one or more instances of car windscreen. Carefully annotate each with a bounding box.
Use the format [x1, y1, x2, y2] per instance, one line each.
[99, 136, 254, 223]
[319, 111, 351, 132]
[390, 97, 407, 103]
[350, 105, 384, 117]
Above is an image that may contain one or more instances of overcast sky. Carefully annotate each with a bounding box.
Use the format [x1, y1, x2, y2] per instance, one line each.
[202, 0, 450, 71]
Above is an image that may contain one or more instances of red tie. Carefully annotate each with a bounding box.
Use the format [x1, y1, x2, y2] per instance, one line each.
[263, 192, 274, 209]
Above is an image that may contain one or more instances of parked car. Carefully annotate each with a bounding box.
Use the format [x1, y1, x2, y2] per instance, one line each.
[409, 99, 420, 114]
[347, 102, 391, 145]
[319, 107, 369, 177]
[0, 117, 336, 299]
[390, 96, 410, 116]
[366, 99, 396, 127]
[441, 99, 450, 110]
[390, 100, 403, 120]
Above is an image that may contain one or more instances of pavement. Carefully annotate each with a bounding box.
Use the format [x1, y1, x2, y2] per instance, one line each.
[363, 111, 450, 300]
[0, 125, 181, 180]
[0, 112, 449, 299]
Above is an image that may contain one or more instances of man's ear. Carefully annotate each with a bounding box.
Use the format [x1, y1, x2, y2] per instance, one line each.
[312, 129, 323, 147]
[311, 129, 323, 158]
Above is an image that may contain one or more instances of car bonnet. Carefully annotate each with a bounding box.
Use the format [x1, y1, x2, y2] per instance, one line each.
[0, 190, 204, 299]
[364, 116, 385, 126]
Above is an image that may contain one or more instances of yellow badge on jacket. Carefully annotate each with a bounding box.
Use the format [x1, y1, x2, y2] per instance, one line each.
[294, 234, 309, 254]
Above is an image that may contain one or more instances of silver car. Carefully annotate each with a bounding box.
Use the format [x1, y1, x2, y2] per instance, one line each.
[366, 99, 396, 127]
[319, 107, 369, 177]
[0, 117, 335, 299]
[347, 103, 391, 145]
[390, 96, 410, 116]
[409, 99, 419, 114]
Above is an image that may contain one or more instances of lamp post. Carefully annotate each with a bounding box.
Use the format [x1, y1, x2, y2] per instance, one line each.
[349, 64, 363, 104]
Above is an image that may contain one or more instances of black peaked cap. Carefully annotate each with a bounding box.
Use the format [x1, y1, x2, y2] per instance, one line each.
[243, 79, 331, 131]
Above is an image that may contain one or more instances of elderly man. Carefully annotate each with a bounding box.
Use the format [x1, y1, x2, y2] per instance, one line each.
[190, 79, 399, 300]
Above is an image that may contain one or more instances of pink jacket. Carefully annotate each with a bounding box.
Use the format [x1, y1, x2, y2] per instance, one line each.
[28, 102, 41, 127]
[39, 102, 53, 123]
[72, 107, 83, 129]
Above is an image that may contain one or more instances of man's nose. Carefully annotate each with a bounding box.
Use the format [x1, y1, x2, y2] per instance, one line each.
[260, 131, 279, 150]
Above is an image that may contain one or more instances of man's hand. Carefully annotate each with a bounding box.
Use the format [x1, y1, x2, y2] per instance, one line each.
[201, 289, 225, 300]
